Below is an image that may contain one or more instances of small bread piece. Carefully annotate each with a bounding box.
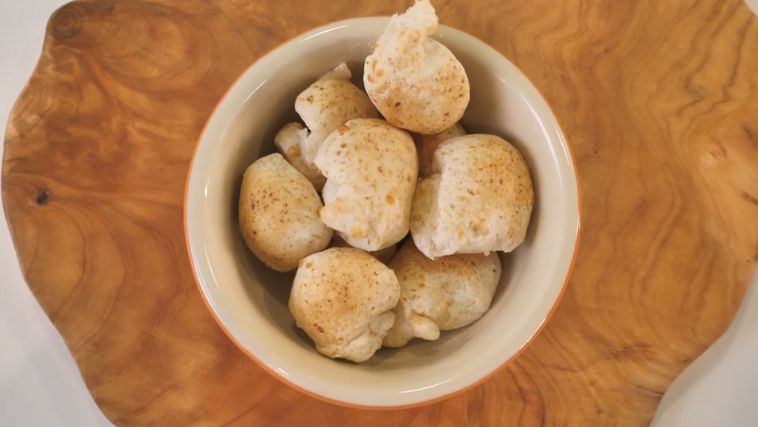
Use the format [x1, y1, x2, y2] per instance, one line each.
[383, 241, 501, 348]
[415, 122, 465, 177]
[410, 134, 534, 258]
[275, 64, 379, 190]
[274, 122, 325, 190]
[364, 0, 469, 134]
[330, 234, 398, 264]
[315, 118, 418, 251]
[238, 154, 332, 272]
[289, 248, 401, 362]
[297, 63, 380, 162]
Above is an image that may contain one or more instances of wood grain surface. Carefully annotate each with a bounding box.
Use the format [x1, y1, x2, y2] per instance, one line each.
[3, 0, 758, 425]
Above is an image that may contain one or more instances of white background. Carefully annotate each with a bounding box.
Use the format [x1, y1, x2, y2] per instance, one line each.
[1, 1, 756, 426]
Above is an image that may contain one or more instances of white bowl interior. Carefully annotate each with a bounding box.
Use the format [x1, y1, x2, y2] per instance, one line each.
[186, 18, 579, 407]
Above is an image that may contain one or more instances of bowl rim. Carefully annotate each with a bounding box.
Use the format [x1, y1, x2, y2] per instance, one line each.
[183, 16, 582, 410]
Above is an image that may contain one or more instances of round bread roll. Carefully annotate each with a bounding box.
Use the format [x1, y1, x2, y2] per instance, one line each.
[238, 153, 332, 272]
[315, 118, 418, 251]
[363, 0, 469, 134]
[410, 134, 534, 258]
[289, 248, 401, 362]
[415, 122, 465, 177]
[330, 234, 398, 265]
[383, 241, 501, 348]
[276, 63, 379, 190]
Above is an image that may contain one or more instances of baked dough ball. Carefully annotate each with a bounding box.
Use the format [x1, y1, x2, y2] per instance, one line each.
[289, 248, 401, 362]
[238, 154, 332, 272]
[383, 241, 501, 348]
[410, 134, 533, 258]
[275, 63, 379, 190]
[415, 122, 465, 177]
[330, 234, 397, 265]
[315, 118, 418, 251]
[363, 0, 469, 134]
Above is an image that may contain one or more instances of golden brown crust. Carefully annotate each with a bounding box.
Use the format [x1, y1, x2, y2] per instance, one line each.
[289, 248, 401, 362]
[383, 241, 501, 347]
[238, 154, 332, 271]
[315, 118, 418, 251]
[276, 64, 378, 190]
[410, 134, 534, 258]
[363, 0, 469, 134]
[296, 64, 379, 164]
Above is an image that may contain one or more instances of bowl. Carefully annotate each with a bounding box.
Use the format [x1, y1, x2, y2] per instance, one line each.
[184, 17, 580, 408]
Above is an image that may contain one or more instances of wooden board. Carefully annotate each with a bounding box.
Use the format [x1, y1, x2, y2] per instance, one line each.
[3, 0, 758, 425]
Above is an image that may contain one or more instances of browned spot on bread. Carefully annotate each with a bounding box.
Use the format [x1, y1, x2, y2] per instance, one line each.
[350, 228, 366, 239]
[286, 145, 300, 158]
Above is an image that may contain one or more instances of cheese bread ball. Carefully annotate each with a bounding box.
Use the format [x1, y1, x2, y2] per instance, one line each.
[315, 118, 418, 251]
[383, 241, 501, 348]
[410, 134, 534, 258]
[238, 154, 332, 271]
[289, 248, 401, 362]
[275, 63, 378, 189]
[415, 122, 465, 177]
[364, 0, 469, 134]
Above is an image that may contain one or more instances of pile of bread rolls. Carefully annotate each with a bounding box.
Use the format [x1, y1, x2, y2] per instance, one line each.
[238, 0, 534, 363]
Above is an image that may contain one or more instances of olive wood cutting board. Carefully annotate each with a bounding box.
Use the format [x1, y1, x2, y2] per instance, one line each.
[3, 0, 757, 425]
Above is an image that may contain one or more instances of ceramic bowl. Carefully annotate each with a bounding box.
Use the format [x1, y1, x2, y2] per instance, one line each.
[185, 17, 580, 408]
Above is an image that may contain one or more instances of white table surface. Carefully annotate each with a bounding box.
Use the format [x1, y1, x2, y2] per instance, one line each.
[1, 1, 756, 426]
